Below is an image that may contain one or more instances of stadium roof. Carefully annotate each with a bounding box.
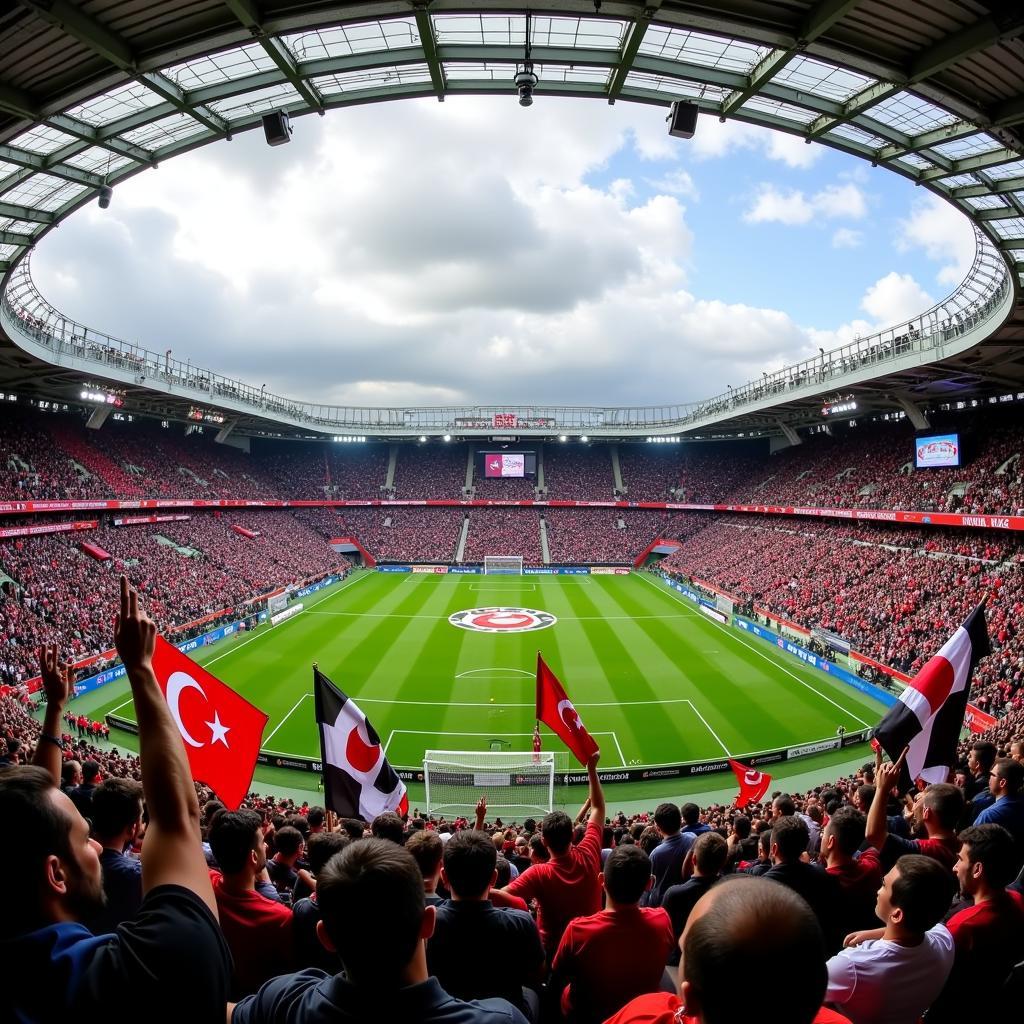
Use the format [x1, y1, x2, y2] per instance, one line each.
[0, 0, 1023, 439]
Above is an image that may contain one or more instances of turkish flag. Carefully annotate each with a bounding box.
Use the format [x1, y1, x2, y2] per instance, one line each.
[150, 637, 269, 809]
[728, 759, 772, 807]
[536, 653, 598, 767]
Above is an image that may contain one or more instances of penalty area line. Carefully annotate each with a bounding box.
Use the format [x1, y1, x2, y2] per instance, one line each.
[684, 699, 731, 758]
[263, 692, 313, 745]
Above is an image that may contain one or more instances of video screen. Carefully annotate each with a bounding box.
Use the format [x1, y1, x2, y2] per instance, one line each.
[478, 451, 537, 478]
[915, 433, 960, 469]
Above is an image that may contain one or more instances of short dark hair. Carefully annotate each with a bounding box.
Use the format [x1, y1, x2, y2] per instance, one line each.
[958, 824, 1018, 889]
[971, 741, 997, 772]
[541, 810, 573, 854]
[693, 832, 728, 876]
[341, 818, 365, 840]
[306, 832, 349, 876]
[208, 809, 262, 874]
[771, 816, 809, 861]
[921, 783, 964, 829]
[654, 802, 681, 834]
[890, 855, 956, 934]
[89, 778, 143, 840]
[993, 757, 1024, 795]
[273, 825, 304, 857]
[529, 833, 549, 862]
[371, 812, 405, 844]
[773, 794, 796, 816]
[855, 784, 875, 811]
[81, 760, 100, 783]
[307, 806, 325, 829]
[0, 766, 74, 938]
[60, 761, 81, 787]
[318, 838, 425, 981]
[443, 829, 497, 898]
[494, 854, 512, 888]
[732, 815, 751, 839]
[825, 807, 866, 857]
[405, 830, 443, 879]
[603, 845, 652, 904]
[683, 876, 825, 1024]
[681, 803, 700, 825]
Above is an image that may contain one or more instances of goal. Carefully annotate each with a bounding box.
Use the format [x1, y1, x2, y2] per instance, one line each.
[484, 555, 524, 575]
[423, 750, 555, 818]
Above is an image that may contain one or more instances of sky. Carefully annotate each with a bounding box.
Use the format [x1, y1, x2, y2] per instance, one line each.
[31, 96, 976, 410]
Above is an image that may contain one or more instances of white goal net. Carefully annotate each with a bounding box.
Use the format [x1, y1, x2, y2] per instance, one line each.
[423, 750, 555, 818]
[484, 555, 524, 575]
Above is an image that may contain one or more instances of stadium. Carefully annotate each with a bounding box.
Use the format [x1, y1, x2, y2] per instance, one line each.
[1, 2, 1024, 1021]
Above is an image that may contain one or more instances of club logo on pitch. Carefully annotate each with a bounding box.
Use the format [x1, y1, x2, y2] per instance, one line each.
[449, 607, 557, 633]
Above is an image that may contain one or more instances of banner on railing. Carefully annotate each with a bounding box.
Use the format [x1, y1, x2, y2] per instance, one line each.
[112, 514, 191, 526]
[0, 519, 97, 539]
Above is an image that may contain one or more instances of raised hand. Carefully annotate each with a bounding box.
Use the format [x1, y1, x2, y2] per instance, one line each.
[876, 746, 909, 795]
[114, 575, 156, 673]
[37, 643, 74, 709]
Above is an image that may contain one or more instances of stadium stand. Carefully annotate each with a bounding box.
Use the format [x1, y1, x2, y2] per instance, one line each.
[544, 509, 668, 564]
[543, 445, 615, 500]
[393, 445, 467, 499]
[463, 507, 543, 564]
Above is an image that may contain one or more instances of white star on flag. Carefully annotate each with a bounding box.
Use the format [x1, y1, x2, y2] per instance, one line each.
[206, 711, 230, 747]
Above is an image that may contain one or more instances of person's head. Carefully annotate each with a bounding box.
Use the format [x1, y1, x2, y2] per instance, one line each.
[514, 836, 529, 859]
[758, 829, 772, 859]
[405, 830, 443, 890]
[540, 810, 573, 855]
[201, 799, 226, 837]
[307, 807, 326, 832]
[679, 876, 826, 1024]
[875, 855, 956, 936]
[911, 783, 964, 835]
[654, 802, 682, 837]
[208, 809, 265, 878]
[528, 832, 549, 864]
[494, 854, 512, 888]
[770, 815, 809, 863]
[81, 760, 100, 785]
[968, 741, 997, 777]
[822, 806, 866, 860]
[523, 817, 536, 835]
[371, 812, 405, 844]
[988, 757, 1023, 801]
[341, 818, 366, 841]
[771, 794, 796, 820]
[853, 783, 875, 813]
[1010, 738, 1024, 765]
[0, 766, 105, 937]
[601, 845, 653, 906]
[273, 825, 304, 863]
[306, 832, 349, 877]
[89, 778, 143, 846]
[681, 803, 701, 826]
[60, 760, 82, 789]
[955, 824, 1018, 896]
[731, 815, 751, 840]
[317, 838, 431, 983]
[441, 828, 497, 899]
[692, 831, 728, 878]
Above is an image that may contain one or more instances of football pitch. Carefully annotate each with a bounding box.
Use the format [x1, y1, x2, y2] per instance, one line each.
[94, 570, 887, 773]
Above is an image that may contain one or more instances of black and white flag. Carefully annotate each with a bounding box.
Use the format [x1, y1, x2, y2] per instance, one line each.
[314, 667, 408, 820]
[873, 601, 989, 788]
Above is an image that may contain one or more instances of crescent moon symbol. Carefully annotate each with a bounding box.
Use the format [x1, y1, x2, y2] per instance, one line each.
[745, 771, 762, 786]
[166, 671, 208, 748]
[557, 698, 581, 732]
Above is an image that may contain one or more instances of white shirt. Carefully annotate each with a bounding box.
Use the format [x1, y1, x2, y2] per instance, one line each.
[825, 924, 954, 1024]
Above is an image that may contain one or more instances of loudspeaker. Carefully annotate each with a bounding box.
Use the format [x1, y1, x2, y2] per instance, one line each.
[262, 111, 292, 147]
[667, 101, 698, 140]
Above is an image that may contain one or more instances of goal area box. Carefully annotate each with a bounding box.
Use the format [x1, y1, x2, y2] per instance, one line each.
[423, 750, 555, 817]
[484, 555, 523, 575]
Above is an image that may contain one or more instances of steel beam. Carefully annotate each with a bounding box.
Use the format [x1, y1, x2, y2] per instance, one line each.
[413, 4, 446, 101]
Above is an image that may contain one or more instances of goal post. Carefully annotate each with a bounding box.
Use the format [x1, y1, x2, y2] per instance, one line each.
[484, 555, 524, 575]
[423, 750, 555, 818]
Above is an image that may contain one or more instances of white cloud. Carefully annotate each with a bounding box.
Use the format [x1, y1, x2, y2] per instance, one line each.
[743, 182, 868, 225]
[896, 193, 975, 286]
[831, 228, 864, 249]
[691, 118, 823, 169]
[860, 272, 934, 326]
[645, 168, 699, 199]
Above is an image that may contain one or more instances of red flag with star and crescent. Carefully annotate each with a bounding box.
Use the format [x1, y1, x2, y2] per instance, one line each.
[729, 759, 772, 807]
[536, 653, 598, 767]
[151, 636, 269, 810]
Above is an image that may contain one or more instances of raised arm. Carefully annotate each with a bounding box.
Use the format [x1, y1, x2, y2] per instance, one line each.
[32, 644, 73, 785]
[475, 795, 487, 832]
[865, 747, 906, 850]
[587, 752, 605, 828]
[114, 576, 217, 917]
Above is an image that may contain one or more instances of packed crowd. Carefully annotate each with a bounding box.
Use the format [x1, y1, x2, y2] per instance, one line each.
[660, 516, 1024, 717]
[544, 510, 667, 565]
[617, 449, 681, 501]
[542, 447, 616, 501]
[463, 509, 544, 564]
[2, 579, 1022, 1023]
[394, 447, 468, 499]
[332, 507, 466, 563]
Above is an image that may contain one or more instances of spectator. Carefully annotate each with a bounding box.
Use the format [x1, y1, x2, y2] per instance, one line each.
[928, 823, 1024, 1022]
[645, 802, 691, 906]
[428, 829, 544, 1018]
[230, 838, 529, 1024]
[371, 811, 405, 844]
[502, 754, 605, 959]
[661, 832, 728, 965]
[267, 824, 305, 898]
[0, 582, 230, 1020]
[724, 814, 758, 871]
[973, 757, 1024, 856]
[407, 829, 446, 906]
[826, 855, 957, 1024]
[966, 740, 998, 813]
[820, 807, 882, 933]
[764, 815, 843, 953]
[607, 875, 848, 1024]
[292, 832, 350, 973]
[551, 845, 674, 1024]
[69, 758, 101, 819]
[60, 757, 83, 795]
[209, 809, 295, 998]
[680, 803, 710, 837]
[87, 777, 144, 933]
[739, 828, 773, 876]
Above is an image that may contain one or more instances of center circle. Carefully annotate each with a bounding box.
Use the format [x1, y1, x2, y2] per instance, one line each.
[448, 606, 558, 634]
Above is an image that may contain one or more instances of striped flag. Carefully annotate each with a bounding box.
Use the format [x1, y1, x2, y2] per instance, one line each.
[873, 601, 989, 789]
[314, 666, 408, 821]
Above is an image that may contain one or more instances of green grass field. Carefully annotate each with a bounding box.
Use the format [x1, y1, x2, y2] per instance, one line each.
[93, 570, 887, 774]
